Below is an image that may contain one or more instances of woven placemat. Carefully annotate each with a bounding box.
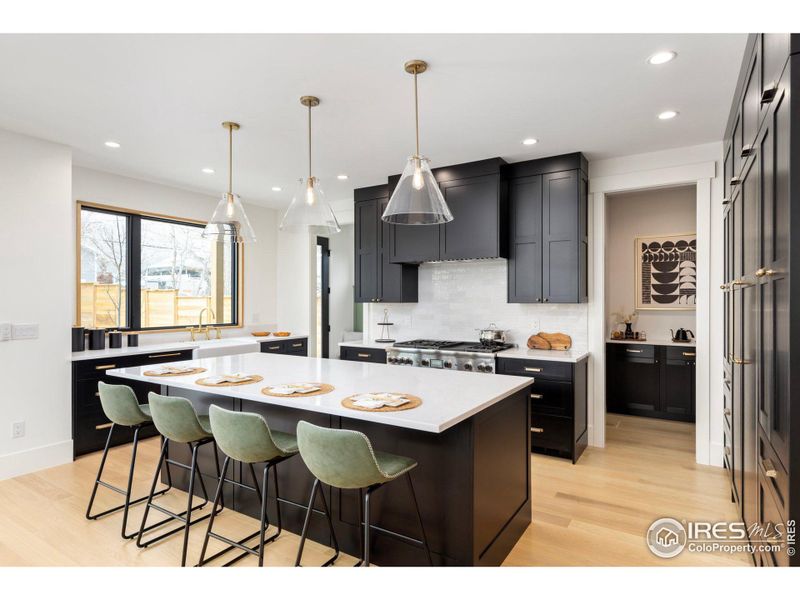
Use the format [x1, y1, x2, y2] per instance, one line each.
[341, 393, 422, 412]
[143, 367, 207, 377]
[261, 383, 335, 398]
[195, 374, 264, 387]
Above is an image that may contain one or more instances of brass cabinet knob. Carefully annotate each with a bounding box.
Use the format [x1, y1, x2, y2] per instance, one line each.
[755, 268, 766, 277]
[723, 408, 731, 416]
[741, 144, 754, 157]
[761, 82, 778, 104]
[720, 283, 730, 290]
[765, 269, 777, 277]
[531, 427, 544, 434]
[762, 458, 778, 479]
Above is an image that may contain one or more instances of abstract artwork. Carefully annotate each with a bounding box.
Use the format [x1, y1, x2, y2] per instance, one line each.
[635, 234, 696, 310]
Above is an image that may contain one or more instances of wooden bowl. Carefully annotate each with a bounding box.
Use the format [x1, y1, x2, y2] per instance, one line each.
[251, 331, 271, 337]
[273, 331, 291, 337]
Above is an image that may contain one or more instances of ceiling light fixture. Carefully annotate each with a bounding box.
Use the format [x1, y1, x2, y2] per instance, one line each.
[522, 138, 538, 146]
[337, 174, 349, 180]
[658, 110, 679, 120]
[382, 59, 453, 226]
[647, 51, 677, 65]
[202, 168, 215, 174]
[104, 141, 121, 148]
[202, 122, 256, 244]
[279, 96, 341, 234]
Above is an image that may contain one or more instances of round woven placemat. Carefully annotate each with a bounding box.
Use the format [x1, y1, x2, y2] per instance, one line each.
[261, 383, 335, 398]
[195, 374, 264, 387]
[341, 393, 422, 412]
[143, 367, 207, 377]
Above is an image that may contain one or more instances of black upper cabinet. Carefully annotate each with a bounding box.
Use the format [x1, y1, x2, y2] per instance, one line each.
[506, 153, 588, 304]
[353, 184, 418, 303]
[388, 158, 508, 263]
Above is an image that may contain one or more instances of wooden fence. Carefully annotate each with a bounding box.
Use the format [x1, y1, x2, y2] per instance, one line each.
[80, 283, 231, 328]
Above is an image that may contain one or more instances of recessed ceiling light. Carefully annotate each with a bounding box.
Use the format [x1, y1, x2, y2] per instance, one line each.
[201, 168, 215, 174]
[337, 174, 349, 180]
[104, 141, 121, 148]
[648, 51, 677, 65]
[658, 110, 679, 120]
[271, 186, 282, 192]
[522, 138, 538, 146]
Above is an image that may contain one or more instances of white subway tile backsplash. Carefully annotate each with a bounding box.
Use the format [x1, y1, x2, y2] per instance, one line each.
[366, 259, 588, 350]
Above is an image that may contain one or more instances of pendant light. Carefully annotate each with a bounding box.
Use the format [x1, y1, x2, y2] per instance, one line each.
[203, 121, 256, 243]
[382, 60, 453, 226]
[279, 96, 341, 234]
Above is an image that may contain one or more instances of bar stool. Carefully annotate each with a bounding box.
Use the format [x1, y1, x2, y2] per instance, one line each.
[136, 392, 223, 567]
[85, 381, 172, 539]
[294, 420, 433, 567]
[197, 405, 300, 567]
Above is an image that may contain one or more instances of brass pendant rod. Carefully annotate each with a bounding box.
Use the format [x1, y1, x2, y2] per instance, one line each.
[308, 103, 312, 181]
[414, 70, 420, 157]
[228, 124, 233, 195]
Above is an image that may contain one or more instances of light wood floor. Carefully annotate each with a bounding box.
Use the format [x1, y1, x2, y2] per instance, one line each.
[0, 414, 749, 566]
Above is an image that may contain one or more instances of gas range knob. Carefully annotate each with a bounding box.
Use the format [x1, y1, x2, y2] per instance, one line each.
[482, 364, 493, 373]
[420, 359, 430, 367]
[463, 363, 473, 371]
[388, 357, 397, 364]
[443, 361, 452, 369]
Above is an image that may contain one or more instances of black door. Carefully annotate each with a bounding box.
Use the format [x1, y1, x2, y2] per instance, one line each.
[542, 170, 580, 303]
[317, 237, 330, 359]
[508, 175, 543, 303]
[439, 174, 502, 260]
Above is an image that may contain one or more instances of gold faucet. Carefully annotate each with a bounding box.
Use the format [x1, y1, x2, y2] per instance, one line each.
[188, 307, 221, 340]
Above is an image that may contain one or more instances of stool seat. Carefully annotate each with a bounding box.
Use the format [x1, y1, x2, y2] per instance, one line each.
[98, 381, 152, 426]
[270, 430, 299, 456]
[373, 450, 417, 481]
[197, 414, 213, 437]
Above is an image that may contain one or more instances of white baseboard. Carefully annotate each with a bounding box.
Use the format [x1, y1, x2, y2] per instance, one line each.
[707, 440, 724, 468]
[0, 439, 73, 481]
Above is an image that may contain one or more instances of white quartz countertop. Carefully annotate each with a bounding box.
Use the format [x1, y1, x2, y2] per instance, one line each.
[71, 334, 308, 362]
[606, 338, 695, 347]
[495, 347, 590, 362]
[107, 353, 532, 433]
[338, 340, 396, 350]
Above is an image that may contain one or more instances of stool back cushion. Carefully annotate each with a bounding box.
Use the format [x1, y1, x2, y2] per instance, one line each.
[147, 392, 209, 443]
[296, 421, 388, 489]
[209, 405, 287, 463]
[98, 381, 150, 426]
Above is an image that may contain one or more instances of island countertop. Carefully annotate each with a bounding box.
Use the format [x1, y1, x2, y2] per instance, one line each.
[107, 353, 532, 434]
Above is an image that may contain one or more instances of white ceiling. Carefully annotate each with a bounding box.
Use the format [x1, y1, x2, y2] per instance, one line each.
[0, 34, 747, 209]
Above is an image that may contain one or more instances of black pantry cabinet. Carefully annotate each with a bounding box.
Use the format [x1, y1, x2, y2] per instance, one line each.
[353, 184, 418, 303]
[505, 153, 588, 304]
[721, 33, 799, 567]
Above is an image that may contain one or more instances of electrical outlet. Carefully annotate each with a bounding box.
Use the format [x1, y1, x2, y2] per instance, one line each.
[11, 323, 38, 340]
[12, 421, 25, 439]
[0, 322, 11, 341]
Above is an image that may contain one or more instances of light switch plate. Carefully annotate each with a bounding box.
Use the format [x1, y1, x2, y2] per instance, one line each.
[0, 323, 10, 341]
[11, 323, 38, 340]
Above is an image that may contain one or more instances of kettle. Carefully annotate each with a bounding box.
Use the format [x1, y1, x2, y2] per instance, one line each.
[671, 328, 695, 342]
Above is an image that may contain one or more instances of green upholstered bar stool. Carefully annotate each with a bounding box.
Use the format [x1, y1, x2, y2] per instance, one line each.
[294, 420, 433, 567]
[136, 392, 224, 567]
[85, 381, 172, 539]
[197, 405, 299, 567]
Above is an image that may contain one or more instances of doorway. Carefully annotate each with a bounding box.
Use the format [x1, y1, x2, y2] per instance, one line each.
[316, 236, 330, 358]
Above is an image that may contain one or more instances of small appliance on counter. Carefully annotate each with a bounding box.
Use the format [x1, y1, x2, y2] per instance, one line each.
[108, 330, 123, 349]
[671, 328, 695, 343]
[375, 308, 395, 343]
[71, 326, 85, 352]
[87, 328, 105, 350]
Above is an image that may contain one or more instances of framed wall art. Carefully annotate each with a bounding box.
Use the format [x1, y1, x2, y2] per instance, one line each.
[635, 233, 697, 310]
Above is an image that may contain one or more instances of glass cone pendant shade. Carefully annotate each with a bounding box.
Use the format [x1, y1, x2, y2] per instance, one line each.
[382, 156, 453, 225]
[203, 192, 257, 243]
[279, 176, 341, 234]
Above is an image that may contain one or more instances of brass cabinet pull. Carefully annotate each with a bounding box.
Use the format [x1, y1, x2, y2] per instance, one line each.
[531, 427, 544, 433]
[95, 391, 100, 397]
[723, 407, 731, 416]
[626, 349, 643, 353]
[94, 363, 116, 370]
[732, 356, 752, 365]
[357, 353, 371, 358]
[761, 82, 777, 103]
[762, 458, 778, 479]
[682, 352, 696, 357]
[721, 199, 731, 206]
[530, 393, 543, 400]
[148, 352, 181, 359]
[741, 144, 754, 157]
[268, 345, 280, 350]
[95, 422, 113, 430]
[524, 367, 542, 373]
[731, 278, 754, 289]
[764, 269, 778, 277]
[292, 343, 303, 348]
[730, 176, 741, 186]
[720, 283, 730, 290]
[724, 446, 732, 456]
[755, 268, 767, 277]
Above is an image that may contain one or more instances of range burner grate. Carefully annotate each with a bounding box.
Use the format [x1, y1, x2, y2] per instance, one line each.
[393, 339, 463, 349]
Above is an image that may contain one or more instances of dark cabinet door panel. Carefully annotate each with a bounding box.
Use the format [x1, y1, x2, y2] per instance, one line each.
[354, 199, 379, 302]
[542, 170, 580, 303]
[439, 174, 504, 260]
[508, 175, 543, 302]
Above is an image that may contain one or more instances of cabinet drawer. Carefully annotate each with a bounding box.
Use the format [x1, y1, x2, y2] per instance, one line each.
[341, 346, 386, 364]
[758, 428, 788, 518]
[133, 349, 194, 366]
[284, 338, 308, 356]
[73, 349, 194, 377]
[530, 412, 571, 453]
[665, 346, 696, 363]
[260, 341, 285, 353]
[496, 357, 572, 381]
[608, 343, 655, 362]
[758, 471, 789, 567]
[529, 379, 572, 417]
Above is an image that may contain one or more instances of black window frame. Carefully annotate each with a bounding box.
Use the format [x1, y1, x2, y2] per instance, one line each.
[78, 203, 241, 332]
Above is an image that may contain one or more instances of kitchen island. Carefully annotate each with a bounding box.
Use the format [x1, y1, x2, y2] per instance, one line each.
[108, 353, 533, 566]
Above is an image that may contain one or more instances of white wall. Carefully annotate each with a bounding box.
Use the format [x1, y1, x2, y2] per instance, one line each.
[605, 185, 697, 340]
[72, 167, 280, 338]
[328, 224, 354, 357]
[0, 130, 73, 479]
[365, 260, 589, 350]
[275, 227, 315, 346]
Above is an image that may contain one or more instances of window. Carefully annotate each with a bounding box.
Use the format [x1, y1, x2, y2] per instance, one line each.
[78, 203, 241, 331]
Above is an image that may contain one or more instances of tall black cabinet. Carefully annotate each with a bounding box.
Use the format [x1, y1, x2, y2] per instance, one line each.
[722, 33, 799, 567]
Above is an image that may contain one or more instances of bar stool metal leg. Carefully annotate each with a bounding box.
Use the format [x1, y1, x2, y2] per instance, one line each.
[406, 473, 434, 566]
[295, 478, 340, 567]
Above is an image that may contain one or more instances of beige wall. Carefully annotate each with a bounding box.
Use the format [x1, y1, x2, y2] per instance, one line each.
[605, 185, 696, 341]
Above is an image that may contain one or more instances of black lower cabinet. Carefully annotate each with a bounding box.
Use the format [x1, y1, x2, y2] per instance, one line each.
[260, 337, 308, 356]
[339, 345, 387, 364]
[496, 356, 588, 463]
[71, 348, 195, 458]
[606, 344, 695, 422]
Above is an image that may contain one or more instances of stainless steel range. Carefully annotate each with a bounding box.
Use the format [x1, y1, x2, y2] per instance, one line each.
[387, 339, 514, 373]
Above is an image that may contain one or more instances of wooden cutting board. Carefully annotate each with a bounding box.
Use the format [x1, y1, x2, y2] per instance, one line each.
[527, 331, 572, 351]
